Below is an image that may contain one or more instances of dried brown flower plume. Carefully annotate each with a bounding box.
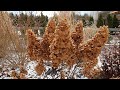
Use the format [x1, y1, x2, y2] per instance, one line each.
[49, 19, 77, 68]
[35, 62, 45, 75]
[71, 21, 83, 48]
[78, 26, 109, 78]
[27, 14, 109, 78]
[27, 18, 56, 62]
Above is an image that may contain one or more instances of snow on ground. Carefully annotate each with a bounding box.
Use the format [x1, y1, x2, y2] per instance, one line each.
[0, 38, 118, 79]
[24, 61, 87, 79]
[25, 61, 39, 79]
[97, 57, 102, 68]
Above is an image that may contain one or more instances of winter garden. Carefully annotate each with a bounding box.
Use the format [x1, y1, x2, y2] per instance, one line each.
[0, 11, 119, 79]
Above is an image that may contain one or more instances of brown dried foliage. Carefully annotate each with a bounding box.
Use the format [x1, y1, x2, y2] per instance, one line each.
[27, 14, 109, 78]
[85, 68, 101, 79]
[44, 18, 56, 43]
[35, 62, 45, 75]
[19, 73, 26, 79]
[11, 68, 27, 79]
[11, 70, 17, 77]
[71, 21, 84, 60]
[60, 70, 65, 79]
[78, 26, 109, 78]
[27, 18, 56, 63]
[19, 65, 28, 75]
[27, 29, 39, 60]
[50, 19, 77, 68]
[71, 21, 83, 48]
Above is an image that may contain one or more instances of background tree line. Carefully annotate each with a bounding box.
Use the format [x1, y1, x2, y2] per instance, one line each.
[97, 13, 119, 28]
[9, 12, 48, 27]
[73, 13, 94, 26]
[9, 12, 95, 36]
[9, 12, 48, 36]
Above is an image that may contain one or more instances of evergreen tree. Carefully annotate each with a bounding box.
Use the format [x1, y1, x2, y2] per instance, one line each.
[9, 12, 48, 28]
[13, 14, 19, 26]
[89, 16, 94, 26]
[97, 14, 104, 28]
[23, 14, 28, 27]
[112, 15, 119, 28]
[28, 13, 35, 27]
[34, 16, 41, 27]
[19, 13, 25, 27]
[9, 13, 14, 19]
[107, 14, 113, 28]
[40, 12, 48, 27]
[82, 19, 86, 27]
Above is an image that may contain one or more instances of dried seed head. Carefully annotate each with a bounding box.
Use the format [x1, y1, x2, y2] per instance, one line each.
[19, 73, 26, 79]
[60, 71, 65, 79]
[71, 21, 83, 47]
[44, 18, 56, 43]
[78, 26, 109, 78]
[11, 70, 17, 77]
[45, 18, 56, 34]
[20, 66, 28, 75]
[78, 26, 109, 60]
[50, 18, 77, 68]
[35, 63, 45, 75]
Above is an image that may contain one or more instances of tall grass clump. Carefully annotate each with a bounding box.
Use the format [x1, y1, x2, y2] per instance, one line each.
[0, 11, 28, 78]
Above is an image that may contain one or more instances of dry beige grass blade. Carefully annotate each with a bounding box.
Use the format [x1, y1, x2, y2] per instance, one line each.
[0, 12, 11, 59]
[83, 26, 98, 42]
[0, 11, 28, 69]
[57, 11, 76, 31]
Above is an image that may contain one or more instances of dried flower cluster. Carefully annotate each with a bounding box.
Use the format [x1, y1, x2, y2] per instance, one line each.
[27, 15, 109, 78]
[35, 62, 45, 75]
[27, 29, 39, 60]
[27, 18, 56, 61]
[0, 11, 110, 79]
[87, 68, 101, 79]
[27, 18, 56, 74]
[71, 21, 84, 60]
[78, 26, 109, 78]
[44, 18, 56, 43]
[11, 66, 27, 79]
[71, 21, 83, 48]
[50, 19, 77, 68]
[60, 70, 65, 79]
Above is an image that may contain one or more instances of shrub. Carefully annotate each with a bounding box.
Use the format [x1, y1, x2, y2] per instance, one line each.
[99, 43, 120, 79]
[27, 12, 109, 79]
